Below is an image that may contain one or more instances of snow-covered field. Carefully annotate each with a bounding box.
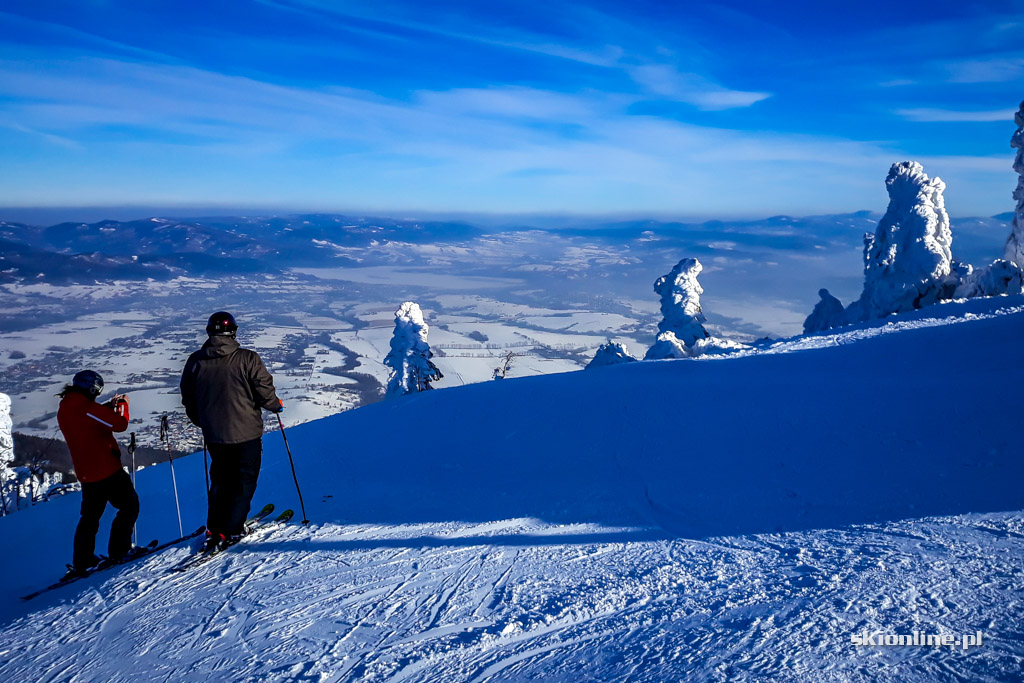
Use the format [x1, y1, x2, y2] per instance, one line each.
[0, 277, 651, 450]
[0, 297, 1021, 681]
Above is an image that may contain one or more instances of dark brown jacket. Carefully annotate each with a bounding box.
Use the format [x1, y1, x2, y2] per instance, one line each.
[180, 336, 280, 445]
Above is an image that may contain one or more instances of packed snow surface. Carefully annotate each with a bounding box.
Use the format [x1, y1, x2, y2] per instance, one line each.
[1, 297, 1023, 681]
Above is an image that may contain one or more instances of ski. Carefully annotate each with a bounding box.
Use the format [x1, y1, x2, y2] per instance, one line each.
[170, 507, 293, 574]
[170, 503, 275, 573]
[273, 509, 295, 525]
[21, 527, 206, 601]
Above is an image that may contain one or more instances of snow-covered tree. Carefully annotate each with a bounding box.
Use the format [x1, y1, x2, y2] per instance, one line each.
[586, 341, 638, 369]
[1006, 101, 1024, 267]
[0, 395, 59, 514]
[645, 331, 690, 360]
[954, 259, 1024, 298]
[383, 302, 443, 397]
[0, 393, 13, 515]
[945, 104, 1024, 300]
[5, 466, 60, 511]
[644, 258, 747, 360]
[846, 161, 956, 322]
[651, 258, 709, 346]
[803, 289, 846, 334]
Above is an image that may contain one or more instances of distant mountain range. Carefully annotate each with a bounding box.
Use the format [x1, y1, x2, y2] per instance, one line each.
[0, 211, 1012, 285]
[0, 214, 481, 283]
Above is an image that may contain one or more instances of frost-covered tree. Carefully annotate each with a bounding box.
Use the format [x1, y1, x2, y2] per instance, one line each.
[383, 302, 443, 397]
[0, 393, 13, 515]
[954, 259, 1024, 298]
[0, 397, 64, 514]
[948, 103, 1024, 299]
[803, 289, 846, 334]
[645, 332, 690, 360]
[847, 161, 955, 321]
[586, 341, 638, 369]
[6, 467, 58, 511]
[1006, 101, 1024, 267]
[651, 258, 709, 346]
[644, 258, 747, 359]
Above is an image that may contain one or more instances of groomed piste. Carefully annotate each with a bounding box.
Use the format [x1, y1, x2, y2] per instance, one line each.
[1, 296, 1022, 681]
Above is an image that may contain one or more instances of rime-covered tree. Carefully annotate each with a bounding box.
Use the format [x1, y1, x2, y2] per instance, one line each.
[652, 258, 709, 346]
[803, 289, 846, 334]
[586, 341, 638, 369]
[846, 161, 955, 321]
[383, 302, 443, 397]
[644, 258, 746, 359]
[1006, 101, 1024, 267]
[950, 103, 1024, 298]
[0, 393, 12, 514]
[955, 259, 1024, 298]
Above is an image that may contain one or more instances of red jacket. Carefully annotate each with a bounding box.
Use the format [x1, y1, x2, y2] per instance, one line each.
[57, 392, 130, 483]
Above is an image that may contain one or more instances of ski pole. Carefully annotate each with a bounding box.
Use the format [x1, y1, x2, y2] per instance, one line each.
[202, 439, 210, 505]
[276, 414, 309, 525]
[160, 415, 184, 537]
[128, 432, 137, 545]
[0, 464, 8, 517]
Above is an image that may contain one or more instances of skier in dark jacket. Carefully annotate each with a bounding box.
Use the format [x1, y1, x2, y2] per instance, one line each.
[56, 370, 140, 574]
[180, 312, 281, 550]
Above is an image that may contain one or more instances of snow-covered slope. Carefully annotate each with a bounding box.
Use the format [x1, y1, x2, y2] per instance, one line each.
[1, 298, 1023, 681]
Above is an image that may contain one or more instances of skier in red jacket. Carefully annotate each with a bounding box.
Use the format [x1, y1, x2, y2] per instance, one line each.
[56, 370, 140, 574]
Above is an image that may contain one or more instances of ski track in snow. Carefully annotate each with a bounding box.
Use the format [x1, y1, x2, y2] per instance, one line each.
[1, 513, 1022, 682]
[3, 299, 1024, 681]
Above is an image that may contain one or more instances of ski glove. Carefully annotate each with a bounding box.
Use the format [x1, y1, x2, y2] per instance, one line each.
[106, 395, 129, 418]
[270, 398, 284, 413]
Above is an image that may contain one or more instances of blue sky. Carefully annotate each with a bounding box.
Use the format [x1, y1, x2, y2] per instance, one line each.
[0, 0, 1021, 217]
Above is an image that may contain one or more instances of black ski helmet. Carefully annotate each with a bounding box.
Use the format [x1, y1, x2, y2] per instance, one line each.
[72, 370, 104, 397]
[206, 311, 238, 336]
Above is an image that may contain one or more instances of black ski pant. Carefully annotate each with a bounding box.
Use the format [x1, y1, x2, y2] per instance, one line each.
[74, 468, 140, 570]
[207, 438, 262, 537]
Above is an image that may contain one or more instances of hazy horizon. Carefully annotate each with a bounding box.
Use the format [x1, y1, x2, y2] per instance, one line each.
[0, 204, 1017, 229]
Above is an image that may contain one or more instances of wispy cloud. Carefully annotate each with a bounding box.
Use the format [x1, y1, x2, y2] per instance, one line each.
[896, 108, 1015, 122]
[0, 10, 175, 63]
[0, 2, 1016, 215]
[946, 56, 1024, 84]
[628, 64, 770, 110]
[264, 0, 767, 110]
[0, 53, 905, 212]
[0, 121, 81, 149]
